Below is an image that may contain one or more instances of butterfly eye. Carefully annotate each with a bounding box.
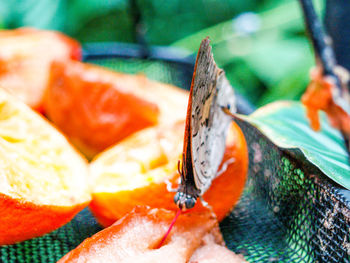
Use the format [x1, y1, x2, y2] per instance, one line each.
[174, 192, 179, 203]
[174, 192, 184, 210]
[174, 192, 196, 211]
[177, 160, 181, 175]
[185, 196, 196, 210]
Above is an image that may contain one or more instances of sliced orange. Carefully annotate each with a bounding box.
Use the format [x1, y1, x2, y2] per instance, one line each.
[58, 206, 224, 263]
[0, 28, 81, 111]
[0, 89, 90, 245]
[44, 60, 188, 158]
[89, 120, 248, 227]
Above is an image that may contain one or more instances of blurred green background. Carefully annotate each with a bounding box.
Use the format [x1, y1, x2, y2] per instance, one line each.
[0, 0, 323, 106]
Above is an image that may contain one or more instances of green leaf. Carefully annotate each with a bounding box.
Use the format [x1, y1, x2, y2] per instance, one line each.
[244, 37, 313, 88]
[257, 66, 310, 106]
[5, 0, 67, 30]
[0, 1, 11, 28]
[66, 0, 127, 35]
[171, 0, 311, 51]
[71, 10, 134, 43]
[224, 60, 264, 104]
[138, 0, 258, 45]
[237, 101, 350, 190]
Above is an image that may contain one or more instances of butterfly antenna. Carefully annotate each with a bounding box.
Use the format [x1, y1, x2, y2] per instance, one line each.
[177, 159, 184, 181]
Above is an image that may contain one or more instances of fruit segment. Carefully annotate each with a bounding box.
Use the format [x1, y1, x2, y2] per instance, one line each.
[302, 68, 350, 134]
[44, 60, 188, 158]
[0, 28, 81, 110]
[89, 121, 248, 226]
[0, 89, 90, 245]
[59, 206, 221, 263]
[89, 121, 185, 226]
[59, 206, 247, 263]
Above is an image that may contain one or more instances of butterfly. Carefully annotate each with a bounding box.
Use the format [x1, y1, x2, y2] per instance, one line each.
[174, 37, 236, 210]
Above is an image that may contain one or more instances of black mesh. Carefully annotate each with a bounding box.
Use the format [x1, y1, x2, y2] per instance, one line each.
[220, 117, 350, 262]
[89, 57, 193, 91]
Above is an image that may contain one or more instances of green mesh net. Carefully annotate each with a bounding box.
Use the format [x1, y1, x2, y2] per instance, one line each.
[221, 118, 350, 262]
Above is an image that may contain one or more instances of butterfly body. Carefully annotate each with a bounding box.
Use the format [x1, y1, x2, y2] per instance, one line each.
[174, 38, 235, 210]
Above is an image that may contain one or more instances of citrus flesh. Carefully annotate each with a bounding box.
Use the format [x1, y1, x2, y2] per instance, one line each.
[0, 28, 81, 110]
[89, 120, 248, 226]
[44, 60, 188, 158]
[0, 89, 90, 244]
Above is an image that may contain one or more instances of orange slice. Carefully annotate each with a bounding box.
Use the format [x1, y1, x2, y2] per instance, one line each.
[0, 28, 81, 111]
[89, 120, 248, 227]
[0, 89, 90, 245]
[44, 60, 188, 158]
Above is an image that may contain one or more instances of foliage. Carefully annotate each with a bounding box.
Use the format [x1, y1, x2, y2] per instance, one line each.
[0, 0, 323, 105]
[172, 0, 324, 105]
[238, 101, 350, 190]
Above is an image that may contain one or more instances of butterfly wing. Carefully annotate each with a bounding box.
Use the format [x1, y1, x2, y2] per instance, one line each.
[175, 37, 235, 210]
[180, 63, 198, 197]
[174, 43, 202, 210]
[190, 38, 236, 195]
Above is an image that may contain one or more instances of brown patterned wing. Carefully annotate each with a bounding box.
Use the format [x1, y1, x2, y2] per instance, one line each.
[174, 37, 235, 210]
[190, 38, 236, 195]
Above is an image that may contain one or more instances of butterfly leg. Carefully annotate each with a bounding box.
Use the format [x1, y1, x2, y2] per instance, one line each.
[221, 106, 235, 118]
[165, 178, 179, 192]
[199, 196, 210, 207]
[216, 157, 235, 177]
[199, 196, 217, 219]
